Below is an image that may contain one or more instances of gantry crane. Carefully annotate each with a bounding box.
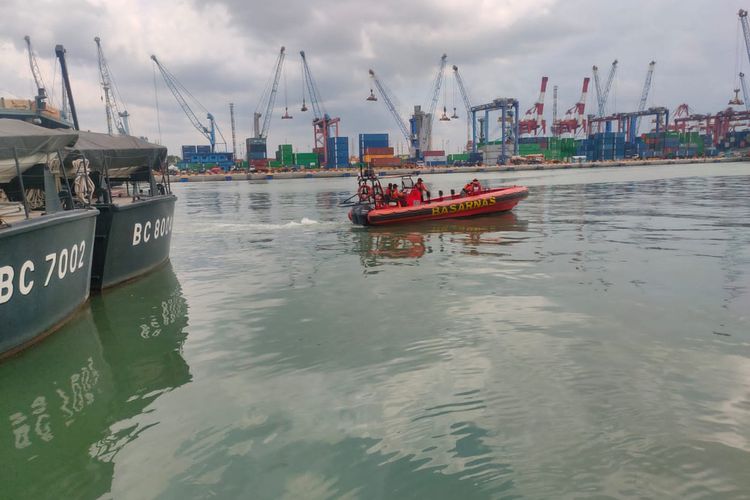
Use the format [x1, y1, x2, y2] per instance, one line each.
[367, 68, 417, 157]
[253, 46, 286, 140]
[300, 50, 340, 166]
[452, 65, 473, 143]
[151, 54, 224, 151]
[23, 35, 48, 110]
[552, 77, 590, 136]
[519, 76, 548, 136]
[95, 37, 131, 135]
[592, 60, 618, 117]
[635, 61, 656, 134]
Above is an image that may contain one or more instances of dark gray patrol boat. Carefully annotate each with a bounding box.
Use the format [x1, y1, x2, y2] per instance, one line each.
[65, 132, 176, 289]
[0, 119, 98, 357]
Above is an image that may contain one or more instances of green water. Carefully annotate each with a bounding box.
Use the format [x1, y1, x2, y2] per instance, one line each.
[2, 163, 750, 499]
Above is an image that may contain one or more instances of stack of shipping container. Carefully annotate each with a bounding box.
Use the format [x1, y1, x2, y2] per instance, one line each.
[326, 136, 349, 168]
[576, 132, 626, 161]
[364, 146, 401, 167]
[359, 133, 389, 164]
[447, 153, 469, 164]
[179, 145, 234, 171]
[518, 137, 576, 161]
[423, 150, 447, 166]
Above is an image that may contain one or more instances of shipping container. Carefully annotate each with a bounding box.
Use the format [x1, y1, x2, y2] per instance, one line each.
[371, 157, 402, 167]
[364, 146, 394, 156]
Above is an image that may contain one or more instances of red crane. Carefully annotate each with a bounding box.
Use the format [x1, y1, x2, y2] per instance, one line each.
[552, 77, 590, 136]
[519, 76, 548, 136]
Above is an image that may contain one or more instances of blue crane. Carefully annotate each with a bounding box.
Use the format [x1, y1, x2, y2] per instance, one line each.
[300, 50, 340, 166]
[635, 61, 656, 134]
[592, 59, 618, 117]
[253, 46, 286, 139]
[151, 54, 224, 152]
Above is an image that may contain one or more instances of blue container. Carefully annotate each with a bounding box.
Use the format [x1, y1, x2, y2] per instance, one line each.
[196, 145, 211, 154]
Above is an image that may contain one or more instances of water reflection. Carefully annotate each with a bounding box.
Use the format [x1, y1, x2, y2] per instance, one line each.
[0, 264, 189, 499]
[354, 213, 528, 268]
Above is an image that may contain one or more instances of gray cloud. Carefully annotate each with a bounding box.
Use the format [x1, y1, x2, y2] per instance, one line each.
[0, 0, 745, 157]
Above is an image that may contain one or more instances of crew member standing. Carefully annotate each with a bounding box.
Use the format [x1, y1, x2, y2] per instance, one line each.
[414, 178, 429, 202]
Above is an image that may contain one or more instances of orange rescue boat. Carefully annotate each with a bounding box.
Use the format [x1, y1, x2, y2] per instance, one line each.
[344, 173, 528, 226]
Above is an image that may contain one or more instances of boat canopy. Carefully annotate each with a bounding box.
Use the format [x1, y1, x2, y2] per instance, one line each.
[0, 119, 78, 183]
[66, 131, 167, 180]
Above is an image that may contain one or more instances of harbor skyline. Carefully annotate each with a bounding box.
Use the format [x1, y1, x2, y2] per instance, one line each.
[0, 0, 745, 157]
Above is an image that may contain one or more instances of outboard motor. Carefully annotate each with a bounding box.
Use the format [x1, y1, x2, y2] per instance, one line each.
[349, 204, 372, 225]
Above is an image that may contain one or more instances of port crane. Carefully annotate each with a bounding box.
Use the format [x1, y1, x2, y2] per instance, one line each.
[592, 60, 618, 117]
[253, 46, 286, 140]
[229, 102, 237, 160]
[635, 61, 656, 133]
[519, 76, 548, 136]
[424, 54, 448, 150]
[151, 54, 224, 151]
[300, 50, 340, 166]
[452, 65, 473, 142]
[23, 35, 48, 110]
[55, 44, 79, 130]
[736, 10, 750, 111]
[95, 37, 131, 135]
[740, 73, 750, 111]
[552, 77, 590, 136]
[367, 68, 418, 157]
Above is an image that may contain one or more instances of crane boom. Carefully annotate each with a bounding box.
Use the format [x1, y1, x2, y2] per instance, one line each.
[368, 68, 412, 144]
[300, 50, 326, 119]
[300, 50, 340, 166]
[740, 10, 750, 67]
[635, 61, 656, 134]
[151, 54, 219, 151]
[740, 73, 750, 112]
[593, 60, 617, 116]
[24, 36, 47, 108]
[426, 54, 448, 119]
[95, 37, 130, 135]
[452, 65, 472, 115]
[254, 47, 285, 139]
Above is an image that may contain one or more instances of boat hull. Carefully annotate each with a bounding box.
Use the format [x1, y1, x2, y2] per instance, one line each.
[91, 194, 176, 290]
[354, 186, 528, 226]
[0, 209, 98, 357]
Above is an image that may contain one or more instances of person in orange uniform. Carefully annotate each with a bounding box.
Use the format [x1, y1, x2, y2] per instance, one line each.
[391, 184, 405, 206]
[384, 183, 393, 204]
[471, 178, 482, 193]
[414, 178, 429, 202]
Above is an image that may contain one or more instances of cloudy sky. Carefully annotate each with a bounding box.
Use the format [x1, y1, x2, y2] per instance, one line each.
[0, 0, 745, 157]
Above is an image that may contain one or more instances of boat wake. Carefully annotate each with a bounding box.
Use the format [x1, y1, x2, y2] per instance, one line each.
[191, 218, 323, 233]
